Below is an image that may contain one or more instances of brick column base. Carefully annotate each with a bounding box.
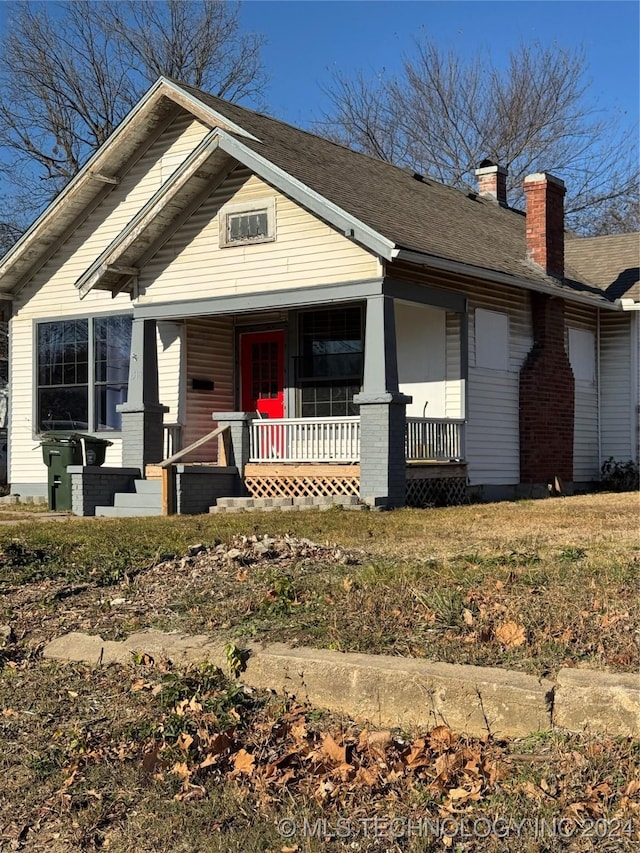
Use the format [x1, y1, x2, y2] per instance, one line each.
[117, 403, 168, 472]
[212, 412, 256, 491]
[354, 392, 411, 508]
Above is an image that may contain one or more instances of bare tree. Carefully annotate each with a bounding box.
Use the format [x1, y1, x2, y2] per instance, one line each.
[0, 0, 267, 236]
[319, 41, 639, 235]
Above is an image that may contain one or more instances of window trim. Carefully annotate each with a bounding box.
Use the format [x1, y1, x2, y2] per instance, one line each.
[33, 311, 133, 439]
[218, 197, 276, 248]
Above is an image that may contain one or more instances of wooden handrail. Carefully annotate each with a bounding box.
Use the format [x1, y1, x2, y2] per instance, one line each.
[159, 423, 231, 516]
[160, 423, 229, 468]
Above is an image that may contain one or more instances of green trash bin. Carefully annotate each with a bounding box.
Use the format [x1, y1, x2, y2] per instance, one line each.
[40, 432, 113, 511]
[80, 435, 112, 466]
[41, 432, 83, 511]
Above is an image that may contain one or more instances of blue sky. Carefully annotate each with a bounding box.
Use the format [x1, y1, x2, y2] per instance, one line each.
[240, 0, 639, 131]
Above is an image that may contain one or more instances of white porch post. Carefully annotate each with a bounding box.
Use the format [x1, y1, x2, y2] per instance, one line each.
[117, 318, 168, 473]
[354, 295, 411, 508]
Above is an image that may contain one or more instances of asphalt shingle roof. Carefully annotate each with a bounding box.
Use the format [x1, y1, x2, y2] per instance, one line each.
[178, 82, 625, 306]
[565, 233, 640, 302]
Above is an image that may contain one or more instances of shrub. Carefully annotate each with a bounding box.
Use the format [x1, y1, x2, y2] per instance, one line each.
[600, 457, 640, 492]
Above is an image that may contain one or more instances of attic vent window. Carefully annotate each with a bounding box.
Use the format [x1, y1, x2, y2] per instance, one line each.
[219, 197, 276, 248]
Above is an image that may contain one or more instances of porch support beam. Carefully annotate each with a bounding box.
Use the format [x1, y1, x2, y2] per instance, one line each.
[117, 318, 168, 472]
[133, 278, 385, 321]
[383, 277, 466, 313]
[355, 295, 411, 509]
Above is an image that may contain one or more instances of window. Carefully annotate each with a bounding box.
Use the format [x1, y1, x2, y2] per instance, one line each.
[475, 308, 509, 370]
[297, 307, 363, 417]
[219, 197, 276, 247]
[37, 315, 132, 433]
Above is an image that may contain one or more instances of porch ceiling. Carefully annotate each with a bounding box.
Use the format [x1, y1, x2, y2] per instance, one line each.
[75, 132, 235, 298]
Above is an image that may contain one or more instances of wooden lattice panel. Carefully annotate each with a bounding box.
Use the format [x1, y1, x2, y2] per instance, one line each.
[245, 476, 360, 499]
[406, 477, 468, 508]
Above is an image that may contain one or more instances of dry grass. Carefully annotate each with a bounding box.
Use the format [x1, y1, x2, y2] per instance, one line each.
[0, 492, 637, 676]
[1, 492, 639, 851]
[0, 658, 638, 852]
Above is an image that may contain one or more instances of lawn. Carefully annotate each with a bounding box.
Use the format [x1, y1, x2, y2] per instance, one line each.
[0, 492, 638, 851]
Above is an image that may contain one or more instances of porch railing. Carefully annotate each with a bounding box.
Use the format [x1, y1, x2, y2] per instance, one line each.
[163, 423, 183, 459]
[249, 416, 361, 463]
[405, 417, 465, 461]
[248, 416, 466, 464]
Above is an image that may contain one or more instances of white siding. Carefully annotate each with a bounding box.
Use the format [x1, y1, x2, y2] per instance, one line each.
[600, 311, 634, 463]
[566, 304, 599, 482]
[138, 168, 380, 303]
[464, 285, 532, 486]
[157, 321, 184, 423]
[384, 262, 533, 487]
[445, 312, 463, 419]
[9, 114, 210, 486]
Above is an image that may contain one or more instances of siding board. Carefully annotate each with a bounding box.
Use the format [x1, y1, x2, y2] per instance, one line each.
[600, 312, 633, 462]
[183, 317, 235, 462]
[565, 304, 599, 482]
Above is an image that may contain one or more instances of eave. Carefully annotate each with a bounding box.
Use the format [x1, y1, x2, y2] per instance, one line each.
[393, 248, 621, 311]
[75, 131, 234, 297]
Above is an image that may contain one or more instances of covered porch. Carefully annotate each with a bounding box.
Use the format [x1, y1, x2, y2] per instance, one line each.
[108, 277, 469, 513]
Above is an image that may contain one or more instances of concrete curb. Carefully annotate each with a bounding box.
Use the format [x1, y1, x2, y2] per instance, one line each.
[42, 630, 639, 739]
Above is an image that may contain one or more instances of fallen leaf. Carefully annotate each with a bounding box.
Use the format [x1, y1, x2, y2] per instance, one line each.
[170, 761, 190, 780]
[177, 732, 193, 752]
[232, 749, 255, 776]
[496, 620, 526, 648]
[321, 733, 346, 764]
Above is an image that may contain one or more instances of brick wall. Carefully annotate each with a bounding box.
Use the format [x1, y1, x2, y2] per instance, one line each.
[519, 295, 575, 484]
[175, 465, 238, 514]
[69, 467, 139, 516]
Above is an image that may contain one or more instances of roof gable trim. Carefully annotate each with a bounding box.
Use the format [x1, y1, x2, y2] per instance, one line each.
[75, 130, 223, 298]
[158, 77, 260, 142]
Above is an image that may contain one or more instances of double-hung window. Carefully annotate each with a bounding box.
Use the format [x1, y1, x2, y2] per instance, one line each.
[37, 315, 132, 433]
[297, 306, 364, 417]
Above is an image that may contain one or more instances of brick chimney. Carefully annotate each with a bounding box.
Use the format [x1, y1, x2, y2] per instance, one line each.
[474, 160, 508, 206]
[523, 172, 566, 278]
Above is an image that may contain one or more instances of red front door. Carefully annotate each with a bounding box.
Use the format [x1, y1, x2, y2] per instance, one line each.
[240, 330, 285, 418]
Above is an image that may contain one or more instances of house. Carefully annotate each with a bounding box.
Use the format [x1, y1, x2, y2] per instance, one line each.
[0, 77, 637, 515]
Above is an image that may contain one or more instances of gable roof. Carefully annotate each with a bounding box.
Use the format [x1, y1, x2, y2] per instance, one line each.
[565, 233, 640, 306]
[0, 77, 627, 310]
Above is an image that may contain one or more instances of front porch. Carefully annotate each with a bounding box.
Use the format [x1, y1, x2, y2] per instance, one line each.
[84, 281, 471, 514]
[155, 412, 468, 512]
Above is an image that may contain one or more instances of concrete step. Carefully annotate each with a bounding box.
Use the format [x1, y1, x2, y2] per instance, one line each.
[113, 492, 162, 509]
[95, 505, 163, 517]
[133, 479, 162, 495]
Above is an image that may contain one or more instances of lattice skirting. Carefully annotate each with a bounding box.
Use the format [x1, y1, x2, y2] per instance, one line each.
[406, 477, 468, 508]
[245, 476, 360, 499]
